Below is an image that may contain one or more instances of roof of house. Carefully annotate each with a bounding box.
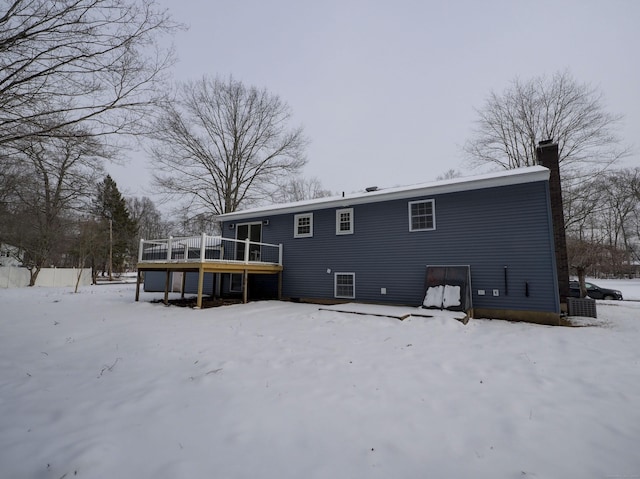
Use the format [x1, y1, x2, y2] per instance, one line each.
[217, 165, 550, 222]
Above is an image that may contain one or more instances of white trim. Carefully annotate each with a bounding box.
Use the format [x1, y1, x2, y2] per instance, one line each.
[218, 166, 550, 222]
[408, 199, 436, 232]
[294, 213, 313, 238]
[335, 208, 354, 235]
[334, 272, 355, 299]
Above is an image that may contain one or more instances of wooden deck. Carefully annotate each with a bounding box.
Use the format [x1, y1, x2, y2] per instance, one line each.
[135, 235, 283, 308]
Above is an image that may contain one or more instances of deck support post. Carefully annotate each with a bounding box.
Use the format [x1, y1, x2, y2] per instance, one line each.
[164, 269, 170, 305]
[242, 270, 249, 303]
[135, 269, 142, 301]
[244, 238, 250, 263]
[138, 239, 144, 263]
[277, 271, 282, 300]
[215, 273, 221, 298]
[180, 272, 186, 299]
[196, 266, 205, 309]
[200, 232, 206, 261]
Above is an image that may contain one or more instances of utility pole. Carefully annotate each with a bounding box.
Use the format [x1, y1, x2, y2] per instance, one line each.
[108, 218, 113, 281]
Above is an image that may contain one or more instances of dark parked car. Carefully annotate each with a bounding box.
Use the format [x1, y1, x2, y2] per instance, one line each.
[569, 281, 623, 300]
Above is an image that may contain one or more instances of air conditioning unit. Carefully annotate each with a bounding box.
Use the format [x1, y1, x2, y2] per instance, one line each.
[567, 297, 597, 318]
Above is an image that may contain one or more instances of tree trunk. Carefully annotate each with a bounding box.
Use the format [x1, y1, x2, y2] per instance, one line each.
[28, 265, 42, 287]
[576, 266, 588, 298]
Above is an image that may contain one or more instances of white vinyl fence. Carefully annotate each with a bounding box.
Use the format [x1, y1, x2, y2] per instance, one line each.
[0, 267, 92, 288]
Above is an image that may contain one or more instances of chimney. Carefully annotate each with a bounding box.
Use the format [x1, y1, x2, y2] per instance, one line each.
[536, 140, 570, 310]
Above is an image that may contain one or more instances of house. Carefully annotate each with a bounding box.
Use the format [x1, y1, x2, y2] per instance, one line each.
[213, 165, 561, 324]
[0, 243, 23, 267]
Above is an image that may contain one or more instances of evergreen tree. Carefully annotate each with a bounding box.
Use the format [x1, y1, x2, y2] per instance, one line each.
[93, 175, 138, 277]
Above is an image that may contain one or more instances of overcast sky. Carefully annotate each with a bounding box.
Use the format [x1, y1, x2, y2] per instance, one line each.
[110, 0, 639, 199]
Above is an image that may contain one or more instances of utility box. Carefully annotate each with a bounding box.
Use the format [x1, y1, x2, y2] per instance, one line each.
[567, 297, 597, 318]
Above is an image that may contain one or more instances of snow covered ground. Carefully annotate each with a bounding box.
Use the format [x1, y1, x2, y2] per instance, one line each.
[1, 279, 639, 478]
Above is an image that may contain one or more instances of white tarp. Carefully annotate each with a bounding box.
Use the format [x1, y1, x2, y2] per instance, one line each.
[423, 284, 461, 309]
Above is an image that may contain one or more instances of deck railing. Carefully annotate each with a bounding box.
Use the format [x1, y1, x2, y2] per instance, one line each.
[138, 234, 283, 266]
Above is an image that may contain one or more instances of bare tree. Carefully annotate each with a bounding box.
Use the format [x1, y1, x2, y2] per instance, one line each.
[632, 173, 640, 266]
[566, 168, 640, 280]
[68, 216, 102, 289]
[127, 196, 168, 240]
[567, 236, 604, 297]
[464, 71, 628, 177]
[0, 0, 179, 146]
[563, 176, 603, 232]
[465, 71, 631, 232]
[590, 168, 639, 275]
[148, 75, 308, 217]
[273, 176, 333, 203]
[3, 127, 107, 285]
[0, 152, 22, 244]
[170, 211, 221, 237]
[607, 169, 639, 256]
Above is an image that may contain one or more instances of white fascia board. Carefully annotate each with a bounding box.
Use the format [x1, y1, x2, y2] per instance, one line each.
[217, 166, 550, 222]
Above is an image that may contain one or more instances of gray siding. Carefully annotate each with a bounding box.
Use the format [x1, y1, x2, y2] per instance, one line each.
[183, 272, 215, 295]
[223, 180, 558, 313]
[143, 270, 172, 292]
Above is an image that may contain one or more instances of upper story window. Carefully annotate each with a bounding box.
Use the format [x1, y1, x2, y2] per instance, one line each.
[336, 208, 354, 235]
[294, 213, 313, 238]
[408, 199, 436, 231]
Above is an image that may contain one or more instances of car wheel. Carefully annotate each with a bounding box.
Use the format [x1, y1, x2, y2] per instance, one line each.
[603, 295, 614, 300]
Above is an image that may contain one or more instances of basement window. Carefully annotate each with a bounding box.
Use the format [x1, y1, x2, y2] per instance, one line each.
[408, 199, 436, 231]
[334, 273, 355, 299]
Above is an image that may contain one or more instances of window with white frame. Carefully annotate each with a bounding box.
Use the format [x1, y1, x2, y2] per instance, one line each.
[294, 213, 313, 238]
[408, 199, 435, 231]
[334, 273, 355, 299]
[336, 208, 354, 235]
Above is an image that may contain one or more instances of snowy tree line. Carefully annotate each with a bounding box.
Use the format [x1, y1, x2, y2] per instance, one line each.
[565, 168, 640, 278]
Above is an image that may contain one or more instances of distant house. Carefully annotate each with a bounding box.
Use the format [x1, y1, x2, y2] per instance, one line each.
[213, 165, 561, 324]
[0, 243, 23, 267]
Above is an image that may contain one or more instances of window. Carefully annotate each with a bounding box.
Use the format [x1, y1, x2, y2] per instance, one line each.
[236, 222, 262, 261]
[408, 199, 435, 231]
[334, 273, 355, 299]
[294, 213, 313, 238]
[230, 273, 243, 292]
[336, 208, 354, 235]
